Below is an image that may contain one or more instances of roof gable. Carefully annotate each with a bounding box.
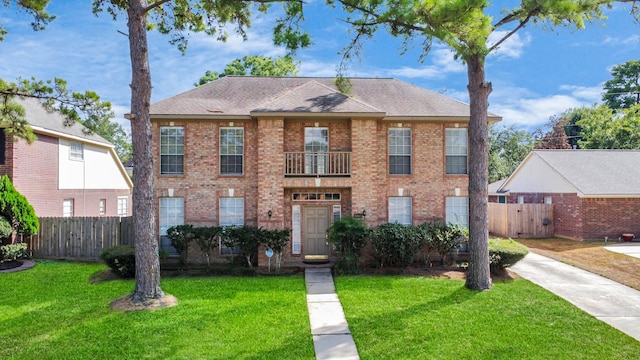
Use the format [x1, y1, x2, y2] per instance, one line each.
[501, 150, 640, 197]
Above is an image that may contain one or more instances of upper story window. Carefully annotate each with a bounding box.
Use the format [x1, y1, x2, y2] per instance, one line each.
[220, 127, 244, 175]
[389, 128, 411, 175]
[305, 127, 328, 174]
[160, 127, 184, 175]
[446, 128, 468, 175]
[69, 142, 84, 160]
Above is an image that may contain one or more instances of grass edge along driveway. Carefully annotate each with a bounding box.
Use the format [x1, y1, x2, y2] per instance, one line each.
[335, 275, 640, 360]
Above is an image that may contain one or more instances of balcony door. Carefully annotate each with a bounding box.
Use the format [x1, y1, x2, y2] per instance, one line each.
[305, 127, 328, 175]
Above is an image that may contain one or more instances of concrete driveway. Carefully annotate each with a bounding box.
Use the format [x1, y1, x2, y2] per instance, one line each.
[510, 252, 640, 342]
[605, 242, 640, 259]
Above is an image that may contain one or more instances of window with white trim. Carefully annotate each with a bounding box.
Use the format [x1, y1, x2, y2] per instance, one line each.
[498, 196, 506, 204]
[160, 127, 184, 175]
[388, 196, 412, 225]
[220, 127, 244, 175]
[305, 127, 328, 174]
[159, 197, 184, 255]
[446, 197, 469, 228]
[389, 128, 411, 175]
[220, 197, 244, 255]
[117, 196, 128, 216]
[69, 142, 84, 160]
[446, 128, 467, 174]
[333, 205, 341, 222]
[544, 196, 553, 204]
[63, 199, 74, 217]
[99, 199, 106, 215]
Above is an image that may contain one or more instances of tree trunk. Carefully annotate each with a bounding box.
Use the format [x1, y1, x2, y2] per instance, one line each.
[465, 54, 492, 291]
[127, 0, 165, 302]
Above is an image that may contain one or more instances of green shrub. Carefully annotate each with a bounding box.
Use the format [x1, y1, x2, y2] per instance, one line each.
[260, 228, 290, 272]
[193, 226, 222, 268]
[166, 224, 195, 267]
[370, 223, 421, 268]
[489, 238, 529, 274]
[0, 216, 12, 241]
[419, 221, 468, 266]
[222, 225, 261, 268]
[100, 245, 136, 278]
[327, 217, 368, 273]
[0, 175, 39, 239]
[1, 242, 28, 260]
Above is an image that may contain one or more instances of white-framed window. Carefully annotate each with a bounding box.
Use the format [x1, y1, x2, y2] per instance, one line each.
[333, 205, 342, 222]
[388, 196, 412, 225]
[389, 128, 411, 175]
[544, 196, 553, 204]
[518, 196, 525, 204]
[99, 199, 106, 215]
[69, 142, 84, 160]
[220, 197, 244, 255]
[220, 127, 244, 175]
[63, 199, 74, 217]
[159, 197, 184, 255]
[498, 196, 507, 204]
[305, 127, 329, 174]
[446, 128, 468, 175]
[446, 197, 469, 228]
[117, 196, 128, 216]
[160, 126, 184, 175]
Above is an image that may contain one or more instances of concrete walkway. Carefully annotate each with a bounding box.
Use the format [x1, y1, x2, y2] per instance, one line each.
[305, 268, 360, 360]
[605, 242, 640, 259]
[510, 252, 640, 341]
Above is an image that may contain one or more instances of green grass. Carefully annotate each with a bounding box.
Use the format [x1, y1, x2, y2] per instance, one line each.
[0, 261, 314, 360]
[335, 276, 640, 359]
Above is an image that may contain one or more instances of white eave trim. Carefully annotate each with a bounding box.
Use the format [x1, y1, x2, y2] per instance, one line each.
[30, 126, 113, 149]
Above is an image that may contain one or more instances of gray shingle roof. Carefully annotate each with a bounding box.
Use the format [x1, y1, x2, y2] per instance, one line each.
[150, 76, 501, 120]
[16, 97, 111, 146]
[532, 150, 640, 196]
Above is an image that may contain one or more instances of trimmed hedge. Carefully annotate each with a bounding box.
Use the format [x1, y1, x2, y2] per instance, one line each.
[101, 245, 136, 278]
[489, 238, 529, 273]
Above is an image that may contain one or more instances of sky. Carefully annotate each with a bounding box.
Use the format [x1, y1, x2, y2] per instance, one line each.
[0, 1, 638, 133]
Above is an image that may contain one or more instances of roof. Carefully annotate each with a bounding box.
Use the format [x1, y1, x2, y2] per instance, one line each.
[15, 97, 112, 146]
[501, 150, 640, 197]
[150, 76, 502, 121]
[488, 178, 509, 196]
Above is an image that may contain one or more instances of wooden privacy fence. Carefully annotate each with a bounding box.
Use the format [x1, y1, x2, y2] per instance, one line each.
[23, 217, 134, 261]
[488, 203, 554, 238]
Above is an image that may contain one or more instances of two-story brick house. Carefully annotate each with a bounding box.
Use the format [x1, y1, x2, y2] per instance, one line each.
[0, 97, 133, 217]
[150, 77, 501, 266]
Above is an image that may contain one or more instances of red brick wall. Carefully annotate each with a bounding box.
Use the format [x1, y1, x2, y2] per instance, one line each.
[582, 198, 640, 240]
[0, 129, 13, 178]
[153, 118, 469, 266]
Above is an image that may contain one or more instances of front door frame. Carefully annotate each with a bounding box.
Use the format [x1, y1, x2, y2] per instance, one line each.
[302, 205, 331, 256]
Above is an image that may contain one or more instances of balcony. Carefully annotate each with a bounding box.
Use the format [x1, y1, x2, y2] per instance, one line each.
[284, 152, 351, 177]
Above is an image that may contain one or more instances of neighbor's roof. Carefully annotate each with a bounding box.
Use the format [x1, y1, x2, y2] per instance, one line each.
[15, 97, 112, 147]
[488, 178, 509, 196]
[503, 150, 640, 197]
[150, 76, 502, 121]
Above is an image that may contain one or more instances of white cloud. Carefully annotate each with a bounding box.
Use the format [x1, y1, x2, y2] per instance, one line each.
[382, 48, 465, 79]
[488, 31, 531, 59]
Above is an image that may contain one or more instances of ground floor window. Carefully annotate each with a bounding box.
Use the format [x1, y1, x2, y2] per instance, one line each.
[220, 197, 244, 255]
[159, 197, 184, 255]
[388, 197, 412, 225]
[117, 196, 128, 216]
[63, 199, 74, 217]
[446, 197, 469, 228]
[498, 196, 506, 204]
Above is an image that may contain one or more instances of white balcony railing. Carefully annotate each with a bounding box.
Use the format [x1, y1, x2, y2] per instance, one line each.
[284, 152, 351, 176]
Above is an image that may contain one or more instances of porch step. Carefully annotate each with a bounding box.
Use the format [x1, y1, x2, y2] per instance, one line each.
[303, 255, 330, 264]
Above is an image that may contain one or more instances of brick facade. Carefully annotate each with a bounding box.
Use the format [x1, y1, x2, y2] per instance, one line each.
[153, 118, 470, 266]
[1, 131, 132, 217]
[499, 192, 640, 240]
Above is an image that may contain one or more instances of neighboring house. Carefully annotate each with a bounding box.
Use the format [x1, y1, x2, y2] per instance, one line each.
[488, 178, 509, 203]
[149, 76, 501, 266]
[493, 149, 640, 240]
[0, 97, 133, 217]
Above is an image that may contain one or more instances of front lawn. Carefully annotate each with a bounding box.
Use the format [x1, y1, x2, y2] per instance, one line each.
[0, 261, 314, 360]
[335, 276, 640, 359]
